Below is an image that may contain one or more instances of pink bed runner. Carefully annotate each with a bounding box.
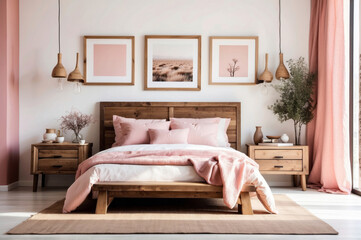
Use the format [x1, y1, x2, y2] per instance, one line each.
[63, 148, 277, 214]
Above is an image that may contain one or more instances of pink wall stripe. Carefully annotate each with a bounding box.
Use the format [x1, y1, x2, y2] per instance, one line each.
[0, 0, 19, 186]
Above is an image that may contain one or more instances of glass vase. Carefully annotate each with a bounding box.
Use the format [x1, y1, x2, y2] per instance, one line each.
[72, 132, 83, 143]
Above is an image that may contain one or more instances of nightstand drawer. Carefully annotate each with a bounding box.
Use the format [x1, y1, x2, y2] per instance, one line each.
[254, 149, 302, 160]
[256, 160, 303, 171]
[38, 149, 78, 159]
[38, 158, 78, 171]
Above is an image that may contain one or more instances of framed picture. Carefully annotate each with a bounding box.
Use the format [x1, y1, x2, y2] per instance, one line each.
[209, 36, 258, 85]
[144, 35, 201, 91]
[84, 36, 134, 85]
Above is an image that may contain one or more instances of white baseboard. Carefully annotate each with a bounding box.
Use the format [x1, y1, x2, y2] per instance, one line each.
[0, 181, 19, 191]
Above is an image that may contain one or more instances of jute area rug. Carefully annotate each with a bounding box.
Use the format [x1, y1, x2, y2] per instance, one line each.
[8, 194, 337, 235]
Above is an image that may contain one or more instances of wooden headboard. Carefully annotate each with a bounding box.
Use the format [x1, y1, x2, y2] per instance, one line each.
[100, 102, 241, 151]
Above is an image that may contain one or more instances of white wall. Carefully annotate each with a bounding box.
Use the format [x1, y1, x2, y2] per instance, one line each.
[19, 0, 310, 186]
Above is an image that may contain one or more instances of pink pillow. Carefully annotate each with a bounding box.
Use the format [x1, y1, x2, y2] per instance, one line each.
[112, 116, 169, 147]
[149, 128, 189, 144]
[170, 118, 231, 147]
[170, 121, 219, 146]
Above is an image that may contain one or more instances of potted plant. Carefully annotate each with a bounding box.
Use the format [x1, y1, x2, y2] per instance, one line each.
[268, 57, 316, 145]
[59, 110, 95, 143]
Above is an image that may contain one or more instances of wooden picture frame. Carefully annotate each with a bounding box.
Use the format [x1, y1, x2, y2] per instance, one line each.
[209, 36, 258, 85]
[83, 36, 135, 85]
[144, 35, 201, 91]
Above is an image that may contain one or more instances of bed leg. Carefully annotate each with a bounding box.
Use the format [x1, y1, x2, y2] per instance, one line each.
[95, 190, 108, 214]
[238, 192, 253, 215]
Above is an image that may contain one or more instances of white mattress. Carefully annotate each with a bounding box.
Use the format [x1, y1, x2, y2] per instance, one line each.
[90, 144, 237, 182]
[93, 164, 205, 182]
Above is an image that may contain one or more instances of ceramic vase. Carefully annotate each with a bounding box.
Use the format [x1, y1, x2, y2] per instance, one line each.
[43, 129, 57, 141]
[281, 134, 289, 143]
[253, 126, 263, 145]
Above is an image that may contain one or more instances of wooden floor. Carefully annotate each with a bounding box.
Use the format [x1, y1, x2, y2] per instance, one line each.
[0, 187, 361, 240]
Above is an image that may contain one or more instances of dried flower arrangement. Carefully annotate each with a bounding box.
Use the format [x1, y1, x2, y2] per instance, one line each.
[59, 110, 95, 142]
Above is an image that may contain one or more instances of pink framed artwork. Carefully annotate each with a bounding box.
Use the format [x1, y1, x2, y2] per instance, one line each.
[84, 36, 134, 85]
[209, 36, 258, 85]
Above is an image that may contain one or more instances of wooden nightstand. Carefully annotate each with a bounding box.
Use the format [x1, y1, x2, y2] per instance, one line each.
[246, 144, 309, 191]
[31, 142, 93, 192]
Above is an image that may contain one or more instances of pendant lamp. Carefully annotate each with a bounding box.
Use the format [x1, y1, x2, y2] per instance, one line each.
[67, 52, 84, 93]
[51, 0, 66, 90]
[275, 0, 290, 80]
[258, 53, 273, 83]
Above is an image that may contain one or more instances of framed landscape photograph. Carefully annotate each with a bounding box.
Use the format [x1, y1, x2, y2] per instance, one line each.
[209, 36, 258, 85]
[84, 36, 134, 85]
[144, 35, 201, 91]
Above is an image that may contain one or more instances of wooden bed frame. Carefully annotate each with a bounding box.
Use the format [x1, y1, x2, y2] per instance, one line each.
[94, 102, 255, 214]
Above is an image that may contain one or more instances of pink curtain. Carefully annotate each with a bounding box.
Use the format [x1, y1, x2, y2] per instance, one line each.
[306, 0, 351, 193]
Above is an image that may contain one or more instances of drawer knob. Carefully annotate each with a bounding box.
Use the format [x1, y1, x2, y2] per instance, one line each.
[52, 165, 63, 168]
[274, 156, 284, 159]
[274, 165, 284, 168]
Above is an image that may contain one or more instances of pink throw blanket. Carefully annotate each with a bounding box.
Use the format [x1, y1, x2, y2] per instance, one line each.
[63, 149, 277, 213]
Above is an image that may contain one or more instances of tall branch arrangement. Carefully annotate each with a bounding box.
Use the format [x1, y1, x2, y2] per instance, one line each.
[59, 110, 95, 136]
[268, 57, 316, 145]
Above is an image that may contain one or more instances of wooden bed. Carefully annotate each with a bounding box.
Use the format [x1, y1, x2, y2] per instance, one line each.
[94, 102, 255, 214]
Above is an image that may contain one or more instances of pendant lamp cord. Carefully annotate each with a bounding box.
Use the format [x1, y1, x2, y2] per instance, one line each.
[58, 0, 61, 53]
[279, 0, 281, 54]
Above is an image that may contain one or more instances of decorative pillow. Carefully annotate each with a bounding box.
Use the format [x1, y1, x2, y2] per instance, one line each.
[170, 118, 231, 147]
[170, 121, 219, 146]
[112, 115, 169, 147]
[149, 128, 189, 144]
